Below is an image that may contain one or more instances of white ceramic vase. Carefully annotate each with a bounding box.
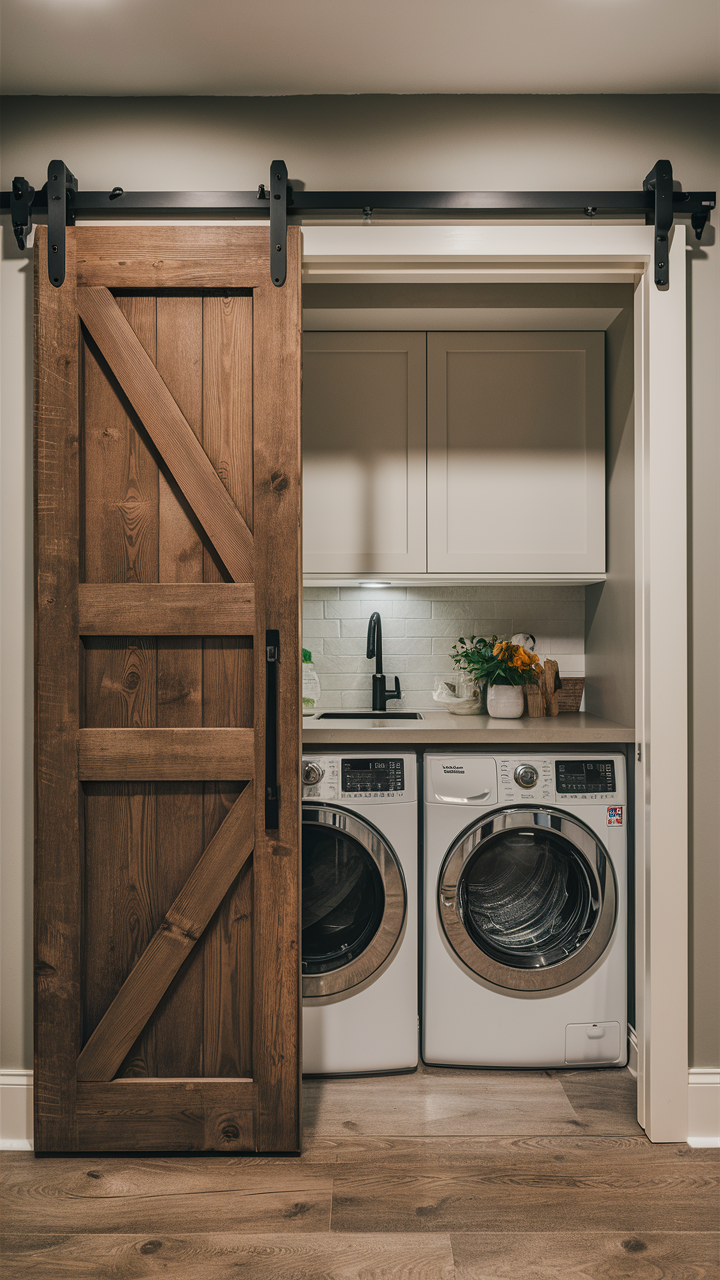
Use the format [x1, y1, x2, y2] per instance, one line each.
[486, 683, 524, 719]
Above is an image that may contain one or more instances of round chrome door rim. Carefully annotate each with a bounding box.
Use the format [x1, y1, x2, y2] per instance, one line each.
[302, 804, 407, 998]
[438, 806, 617, 992]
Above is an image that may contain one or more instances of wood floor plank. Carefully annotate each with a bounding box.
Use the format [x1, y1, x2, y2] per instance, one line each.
[0, 1232, 456, 1279]
[301, 1132, 717, 1166]
[330, 1161, 719, 1234]
[450, 1231, 720, 1279]
[557, 1068, 646, 1136]
[0, 1157, 332, 1235]
[303, 1074, 581, 1138]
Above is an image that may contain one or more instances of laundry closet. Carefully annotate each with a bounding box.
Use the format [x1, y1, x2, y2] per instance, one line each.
[300, 277, 638, 1081]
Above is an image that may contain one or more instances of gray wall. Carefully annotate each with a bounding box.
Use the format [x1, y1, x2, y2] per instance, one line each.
[1, 94, 718, 1070]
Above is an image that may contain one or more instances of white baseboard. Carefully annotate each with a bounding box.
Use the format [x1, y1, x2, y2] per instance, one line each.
[687, 1069, 720, 1147]
[3, 1065, 719, 1149]
[0, 1070, 33, 1150]
[627, 1024, 638, 1079]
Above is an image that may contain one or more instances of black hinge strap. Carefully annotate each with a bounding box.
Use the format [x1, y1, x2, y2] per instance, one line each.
[265, 630, 280, 829]
[269, 160, 287, 288]
[47, 159, 78, 288]
[643, 160, 673, 292]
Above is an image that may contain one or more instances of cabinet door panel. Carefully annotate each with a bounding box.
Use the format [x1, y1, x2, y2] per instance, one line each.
[427, 332, 605, 574]
[303, 332, 426, 574]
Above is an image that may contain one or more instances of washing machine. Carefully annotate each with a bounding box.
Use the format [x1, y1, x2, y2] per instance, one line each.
[423, 752, 627, 1068]
[302, 751, 418, 1075]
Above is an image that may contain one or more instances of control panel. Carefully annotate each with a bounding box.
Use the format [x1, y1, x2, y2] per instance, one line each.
[302, 755, 415, 803]
[497, 757, 620, 804]
[556, 759, 616, 796]
[499, 757, 554, 804]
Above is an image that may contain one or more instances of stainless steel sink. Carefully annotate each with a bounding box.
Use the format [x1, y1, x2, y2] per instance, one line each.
[314, 711, 424, 720]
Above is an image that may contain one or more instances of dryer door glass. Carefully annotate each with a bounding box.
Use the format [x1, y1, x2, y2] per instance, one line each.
[302, 825, 385, 975]
[438, 808, 617, 991]
[302, 806, 408, 998]
[460, 829, 597, 969]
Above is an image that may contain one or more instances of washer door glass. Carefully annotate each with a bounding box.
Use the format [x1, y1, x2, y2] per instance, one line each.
[302, 825, 385, 975]
[438, 807, 617, 992]
[460, 828, 597, 969]
[302, 806, 407, 998]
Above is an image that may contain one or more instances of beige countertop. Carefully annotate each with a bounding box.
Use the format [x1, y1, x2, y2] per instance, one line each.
[302, 710, 635, 745]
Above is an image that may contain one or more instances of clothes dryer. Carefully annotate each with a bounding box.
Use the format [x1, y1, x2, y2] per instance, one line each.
[424, 753, 627, 1068]
[302, 752, 418, 1075]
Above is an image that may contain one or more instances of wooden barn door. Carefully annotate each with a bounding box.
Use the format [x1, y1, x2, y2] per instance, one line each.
[34, 226, 302, 1152]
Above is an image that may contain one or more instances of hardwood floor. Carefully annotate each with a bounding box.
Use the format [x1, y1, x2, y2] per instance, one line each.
[2, 1067, 718, 1279]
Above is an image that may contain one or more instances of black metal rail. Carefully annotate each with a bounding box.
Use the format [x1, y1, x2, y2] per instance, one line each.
[2, 158, 715, 290]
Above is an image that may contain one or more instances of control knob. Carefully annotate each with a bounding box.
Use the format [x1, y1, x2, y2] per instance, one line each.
[302, 761, 325, 786]
[514, 763, 539, 789]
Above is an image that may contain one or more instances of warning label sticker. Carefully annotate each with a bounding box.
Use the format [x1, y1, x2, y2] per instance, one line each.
[607, 806, 624, 826]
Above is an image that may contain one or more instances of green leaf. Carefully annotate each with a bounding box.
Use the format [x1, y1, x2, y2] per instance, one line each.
[302, 648, 312, 664]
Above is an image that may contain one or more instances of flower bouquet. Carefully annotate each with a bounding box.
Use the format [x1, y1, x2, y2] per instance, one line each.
[451, 635, 543, 719]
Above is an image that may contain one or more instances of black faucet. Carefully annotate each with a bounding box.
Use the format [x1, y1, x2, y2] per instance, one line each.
[366, 612, 402, 712]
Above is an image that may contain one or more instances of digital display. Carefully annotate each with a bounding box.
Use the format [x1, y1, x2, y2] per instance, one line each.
[556, 760, 616, 793]
[342, 758, 405, 792]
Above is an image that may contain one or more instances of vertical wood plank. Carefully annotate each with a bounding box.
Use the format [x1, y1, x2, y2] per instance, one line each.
[202, 295, 255, 1078]
[149, 296, 205, 1078]
[83, 297, 159, 585]
[252, 228, 302, 1151]
[34, 227, 81, 1150]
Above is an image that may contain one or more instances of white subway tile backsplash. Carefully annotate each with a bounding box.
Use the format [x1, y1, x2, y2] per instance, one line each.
[392, 599, 433, 618]
[303, 586, 585, 711]
[304, 587, 339, 599]
[302, 619, 341, 638]
[302, 600, 323, 619]
[324, 600, 362, 618]
[340, 618, 405, 638]
[409, 617, 512, 637]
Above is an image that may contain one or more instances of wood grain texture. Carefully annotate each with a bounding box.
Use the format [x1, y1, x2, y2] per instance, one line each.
[251, 227, 303, 1154]
[33, 227, 82, 1152]
[77, 287, 254, 582]
[76, 1079, 257, 1152]
[78, 727, 254, 779]
[302, 1074, 581, 1138]
[76, 227, 270, 288]
[451, 1232, 720, 1279]
[1, 1156, 331, 1234]
[77, 784, 255, 1081]
[0, 1232, 457, 1279]
[79, 583, 255, 634]
[330, 1160, 719, 1234]
[82, 293, 159, 585]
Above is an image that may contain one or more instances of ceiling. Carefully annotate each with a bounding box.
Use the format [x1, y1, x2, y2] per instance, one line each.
[2, 0, 718, 97]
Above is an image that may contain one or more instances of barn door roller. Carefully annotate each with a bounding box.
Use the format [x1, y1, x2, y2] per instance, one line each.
[3, 156, 714, 291]
[643, 160, 673, 292]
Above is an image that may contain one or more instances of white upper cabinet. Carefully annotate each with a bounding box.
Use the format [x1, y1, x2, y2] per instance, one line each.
[427, 332, 605, 575]
[303, 330, 605, 578]
[303, 332, 427, 574]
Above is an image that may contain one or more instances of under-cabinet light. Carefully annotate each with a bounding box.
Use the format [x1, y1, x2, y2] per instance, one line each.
[358, 581, 392, 588]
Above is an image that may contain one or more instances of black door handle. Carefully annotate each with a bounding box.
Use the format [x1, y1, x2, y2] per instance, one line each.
[265, 630, 280, 829]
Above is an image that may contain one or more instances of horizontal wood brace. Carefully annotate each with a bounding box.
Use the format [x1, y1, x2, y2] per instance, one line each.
[79, 583, 255, 635]
[79, 728, 254, 780]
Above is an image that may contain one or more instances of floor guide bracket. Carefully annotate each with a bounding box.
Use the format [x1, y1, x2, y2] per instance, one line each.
[2, 157, 715, 290]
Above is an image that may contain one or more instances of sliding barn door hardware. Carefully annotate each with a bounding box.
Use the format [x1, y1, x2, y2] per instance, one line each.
[643, 160, 673, 291]
[46, 160, 78, 288]
[3, 157, 714, 291]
